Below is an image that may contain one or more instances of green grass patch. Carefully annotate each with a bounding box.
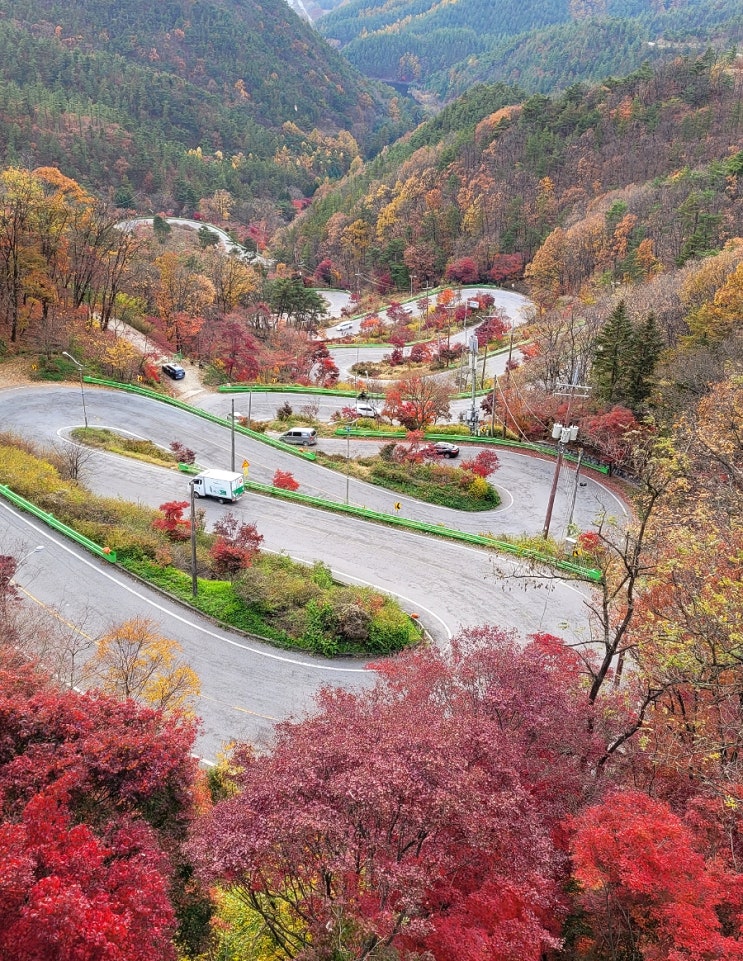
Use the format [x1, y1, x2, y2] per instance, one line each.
[316, 450, 500, 511]
[70, 427, 179, 466]
[370, 461, 499, 510]
[124, 554, 421, 656]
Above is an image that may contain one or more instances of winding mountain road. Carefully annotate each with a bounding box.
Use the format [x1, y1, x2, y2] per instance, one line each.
[1, 383, 618, 758]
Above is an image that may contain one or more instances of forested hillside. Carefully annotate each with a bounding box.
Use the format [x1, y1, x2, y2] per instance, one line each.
[318, 0, 743, 101]
[0, 0, 419, 219]
[281, 54, 743, 293]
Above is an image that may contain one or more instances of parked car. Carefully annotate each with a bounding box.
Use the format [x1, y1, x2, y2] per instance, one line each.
[280, 427, 317, 446]
[422, 441, 460, 458]
[162, 362, 185, 380]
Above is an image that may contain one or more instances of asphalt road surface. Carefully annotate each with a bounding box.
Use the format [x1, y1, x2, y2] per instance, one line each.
[1, 383, 616, 759]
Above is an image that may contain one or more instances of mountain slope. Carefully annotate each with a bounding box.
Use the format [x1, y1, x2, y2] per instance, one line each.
[0, 0, 419, 213]
[318, 0, 743, 100]
[279, 53, 743, 293]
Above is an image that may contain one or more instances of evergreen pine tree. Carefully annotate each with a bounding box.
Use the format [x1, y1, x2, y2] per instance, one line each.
[591, 299, 633, 405]
[626, 310, 665, 409]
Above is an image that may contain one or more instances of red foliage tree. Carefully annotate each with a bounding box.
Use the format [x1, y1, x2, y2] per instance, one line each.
[272, 469, 299, 491]
[207, 317, 261, 383]
[445, 256, 480, 284]
[571, 790, 743, 960]
[169, 441, 195, 465]
[152, 501, 191, 541]
[0, 785, 177, 961]
[461, 449, 500, 478]
[408, 342, 431, 363]
[383, 374, 452, 429]
[0, 660, 203, 955]
[209, 512, 263, 576]
[310, 343, 340, 386]
[488, 253, 525, 284]
[476, 311, 509, 346]
[579, 406, 642, 464]
[313, 258, 334, 285]
[189, 627, 611, 961]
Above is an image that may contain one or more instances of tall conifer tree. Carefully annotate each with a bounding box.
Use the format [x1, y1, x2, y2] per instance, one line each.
[591, 299, 633, 404]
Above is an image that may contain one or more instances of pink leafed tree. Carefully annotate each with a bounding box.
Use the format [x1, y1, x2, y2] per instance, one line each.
[189, 626, 612, 961]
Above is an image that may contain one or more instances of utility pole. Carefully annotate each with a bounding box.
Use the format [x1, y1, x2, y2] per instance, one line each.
[501, 320, 515, 438]
[467, 334, 479, 435]
[542, 371, 590, 539]
[543, 424, 579, 538]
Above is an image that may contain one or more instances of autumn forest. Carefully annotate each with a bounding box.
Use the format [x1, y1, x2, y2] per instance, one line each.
[1, 0, 743, 957]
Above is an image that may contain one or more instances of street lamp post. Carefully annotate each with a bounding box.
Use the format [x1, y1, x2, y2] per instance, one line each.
[62, 351, 88, 428]
[189, 480, 198, 596]
[542, 423, 579, 539]
[501, 318, 515, 439]
[566, 447, 585, 533]
[345, 425, 352, 505]
[231, 398, 236, 472]
[21, 545, 45, 562]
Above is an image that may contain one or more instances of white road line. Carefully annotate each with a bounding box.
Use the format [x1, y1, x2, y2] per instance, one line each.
[1, 500, 368, 674]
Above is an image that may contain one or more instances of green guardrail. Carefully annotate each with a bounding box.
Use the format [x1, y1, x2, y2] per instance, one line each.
[217, 383, 383, 399]
[87, 377, 608, 472]
[82, 377, 318, 462]
[0, 485, 117, 562]
[241, 479, 603, 583]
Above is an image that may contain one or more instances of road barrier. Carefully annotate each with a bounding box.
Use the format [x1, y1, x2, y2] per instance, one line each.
[242, 479, 603, 583]
[0, 485, 117, 562]
[82, 377, 317, 461]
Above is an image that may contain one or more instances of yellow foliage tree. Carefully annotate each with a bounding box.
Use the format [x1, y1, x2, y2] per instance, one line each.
[85, 616, 201, 716]
[685, 262, 743, 346]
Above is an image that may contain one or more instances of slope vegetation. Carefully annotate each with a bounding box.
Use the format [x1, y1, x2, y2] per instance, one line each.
[0, 0, 419, 213]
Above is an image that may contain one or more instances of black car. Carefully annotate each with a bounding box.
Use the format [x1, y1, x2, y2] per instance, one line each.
[162, 362, 186, 380]
[423, 441, 460, 458]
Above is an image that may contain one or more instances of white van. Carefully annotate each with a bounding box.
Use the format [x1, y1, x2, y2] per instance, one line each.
[280, 427, 317, 446]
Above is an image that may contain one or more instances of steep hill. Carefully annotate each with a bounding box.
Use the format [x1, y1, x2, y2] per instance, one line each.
[318, 0, 743, 101]
[0, 0, 419, 215]
[279, 53, 743, 294]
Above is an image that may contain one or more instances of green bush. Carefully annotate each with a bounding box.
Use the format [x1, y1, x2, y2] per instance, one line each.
[369, 459, 499, 511]
[0, 444, 67, 497]
[302, 599, 340, 656]
[311, 561, 334, 589]
[368, 601, 420, 655]
[468, 475, 493, 500]
[104, 528, 163, 562]
[430, 424, 471, 436]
